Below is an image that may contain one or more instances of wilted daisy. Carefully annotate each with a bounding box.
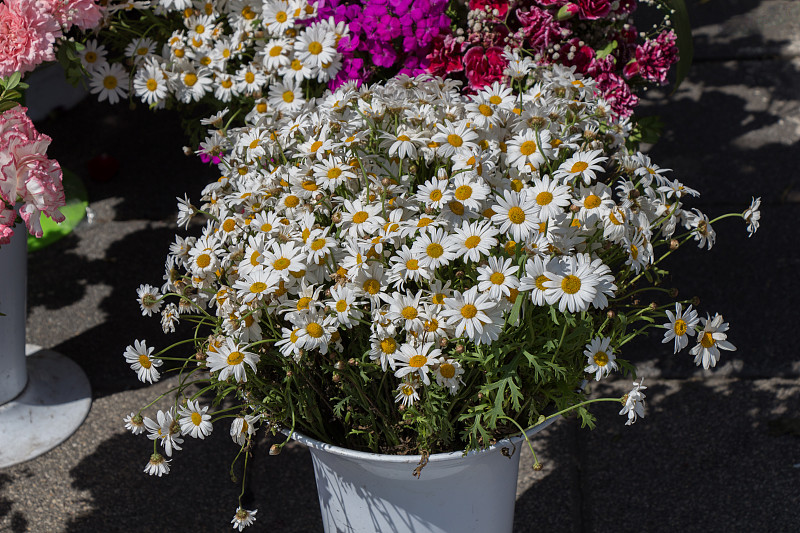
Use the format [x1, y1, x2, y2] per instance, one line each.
[136, 284, 163, 316]
[144, 408, 183, 456]
[124, 340, 162, 383]
[620, 379, 647, 425]
[395, 380, 420, 407]
[206, 339, 259, 382]
[230, 414, 260, 446]
[124, 412, 146, 435]
[743, 197, 761, 237]
[662, 303, 699, 354]
[231, 508, 258, 532]
[583, 337, 617, 381]
[144, 453, 170, 477]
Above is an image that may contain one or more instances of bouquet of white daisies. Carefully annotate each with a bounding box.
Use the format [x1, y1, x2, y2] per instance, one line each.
[123, 64, 759, 529]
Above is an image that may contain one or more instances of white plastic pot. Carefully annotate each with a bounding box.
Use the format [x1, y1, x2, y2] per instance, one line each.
[0, 224, 28, 405]
[288, 415, 559, 533]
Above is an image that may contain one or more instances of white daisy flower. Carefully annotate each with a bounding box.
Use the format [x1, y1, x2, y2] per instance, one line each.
[230, 414, 260, 446]
[583, 337, 618, 381]
[329, 285, 361, 327]
[518, 256, 558, 307]
[144, 408, 183, 456]
[295, 313, 335, 354]
[124, 340, 162, 384]
[506, 129, 552, 172]
[450, 174, 490, 212]
[178, 400, 213, 439]
[529, 175, 572, 220]
[431, 119, 479, 158]
[543, 254, 599, 313]
[262, 241, 307, 281]
[411, 227, 458, 270]
[295, 24, 336, 70]
[477, 256, 519, 301]
[124, 412, 145, 435]
[262, 0, 294, 33]
[263, 38, 291, 71]
[380, 128, 424, 160]
[176, 67, 213, 103]
[136, 283, 163, 316]
[434, 358, 465, 395]
[688, 209, 716, 250]
[743, 196, 761, 237]
[394, 341, 442, 386]
[387, 245, 432, 289]
[79, 39, 108, 73]
[415, 177, 452, 210]
[381, 291, 427, 333]
[441, 286, 496, 342]
[553, 150, 607, 184]
[451, 219, 499, 263]
[370, 334, 399, 371]
[268, 79, 305, 112]
[491, 189, 541, 242]
[124, 37, 156, 64]
[133, 62, 168, 106]
[206, 338, 259, 382]
[689, 314, 736, 369]
[662, 303, 699, 354]
[90, 62, 129, 105]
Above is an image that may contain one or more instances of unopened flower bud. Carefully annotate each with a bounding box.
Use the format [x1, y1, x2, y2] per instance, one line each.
[607, 309, 616, 319]
[669, 239, 679, 250]
[334, 361, 346, 371]
[533, 462, 544, 471]
[269, 444, 282, 455]
[381, 177, 391, 187]
[455, 344, 465, 354]
[331, 212, 342, 224]
[669, 288, 679, 298]
[556, 3, 579, 20]
[332, 373, 341, 383]
[650, 302, 658, 310]
[439, 337, 449, 348]
[692, 296, 701, 307]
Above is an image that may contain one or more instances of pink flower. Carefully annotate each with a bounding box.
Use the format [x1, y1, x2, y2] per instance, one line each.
[624, 30, 679, 85]
[560, 38, 595, 74]
[595, 71, 638, 118]
[0, 0, 62, 77]
[0, 200, 16, 245]
[463, 45, 507, 90]
[0, 106, 65, 239]
[39, 0, 104, 31]
[517, 6, 567, 52]
[576, 0, 611, 20]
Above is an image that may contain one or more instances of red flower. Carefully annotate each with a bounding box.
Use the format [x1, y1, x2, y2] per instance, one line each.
[463, 45, 507, 90]
[469, 0, 509, 19]
[576, 0, 611, 20]
[427, 31, 463, 77]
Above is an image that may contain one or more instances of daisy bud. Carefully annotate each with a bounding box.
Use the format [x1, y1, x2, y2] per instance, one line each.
[332, 373, 341, 383]
[631, 190, 641, 199]
[334, 361, 346, 371]
[182, 146, 194, 156]
[533, 462, 543, 471]
[269, 444, 282, 455]
[607, 310, 616, 319]
[455, 270, 465, 278]
[195, 351, 207, 362]
[286, 370, 293, 378]
[670, 288, 679, 298]
[439, 338, 449, 348]
[669, 239, 680, 250]
[692, 296, 701, 306]
[570, 204, 581, 213]
[455, 344, 465, 354]
[381, 177, 391, 187]
[650, 302, 658, 310]
[331, 212, 342, 224]
[348, 358, 357, 366]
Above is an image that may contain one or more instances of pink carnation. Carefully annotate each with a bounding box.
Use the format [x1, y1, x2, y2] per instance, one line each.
[0, 106, 65, 239]
[0, 0, 62, 77]
[39, 0, 104, 31]
[0, 200, 16, 245]
[595, 71, 638, 118]
[576, 0, 611, 20]
[463, 45, 507, 90]
[427, 31, 463, 77]
[623, 30, 679, 85]
[517, 6, 567, 53]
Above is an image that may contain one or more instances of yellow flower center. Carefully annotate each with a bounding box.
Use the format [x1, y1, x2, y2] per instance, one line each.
[406, 259, 419, 270]
[335, 300, 347, 313]
[191, 412, 203, 425]
[196, 254, 211, 268]
[519, 140, 536, 156]
[221, 79, 233, 89]
[310, 238, 327, 251]
[195, 24, 205, 34]
[455, 185, 472, 201]
[85, 51, 97, 63]
[426, 243, 444, 258]
[184, 73, 198, 87]
[380, 337, 397, 354]
[250, 282, 267, 293]
[630, 244, 639, 260]
[273, 258, 291, 270]
[284, 195, 299, 208]
[571, 161, 589, 173]
[464, 235, 481, 249]
[363, 279, 380, 295]
[593, 351, 609, 366]
[478, 104, 493, 116]
[535, 274, 549, 291]
[432, 293, 445, 305]
[103, 76, 117, 90]
[429, 189, 443, 202]
[227, 351, 245, 365]
[508, 206, 526, 224]
[308, 41, 323, 55]
[408, 355, 427, 368]
[137, 46, 149, 56]
[490, 272, 505, 285]
[561, 275, 581, 295]
[448, 200, 464, 216]
[245, 71, 255, 84]
[460, 304, 478, 319]
[674, 319, 687, 336]
[327, 167, 342, 180]
[439, 363, 455, 379]
[510, 179, 523, 192]
[282, 90, 295, 103]
[275, 10, 287, 22]
[584, 194, 601, 209]
[424, 318, 438, 332]
[447, 134, 463, 148]
[291, 58, 303, 70]
[401, 306, 418, 320]
[138, 355, 152, 369]
[397, 134, 411, 141]
[269, 46, 282, 57]
[489, 95, 502, 105]
[306, 322, 324, 338]
[352, 211, 368, 224]
[146, 79, 158, 91]
[310, 140, 323, 152]
[536, 191, 553, 206]
[700, 331, 715, 348]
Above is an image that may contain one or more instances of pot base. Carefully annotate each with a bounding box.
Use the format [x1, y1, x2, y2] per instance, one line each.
[0, 345, 92, 468]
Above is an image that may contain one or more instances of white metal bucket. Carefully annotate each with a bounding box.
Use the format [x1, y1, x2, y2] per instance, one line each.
[288, 416, 559, 533]
[0, 224, 28, 405]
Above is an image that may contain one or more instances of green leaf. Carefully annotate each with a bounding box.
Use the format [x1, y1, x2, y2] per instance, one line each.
[596, 40, 618, 60]
[507, 290, 524, 326]
[4, 72, 21, 90]
[664, 0, 694, 92]
[0, 101, 19, 112]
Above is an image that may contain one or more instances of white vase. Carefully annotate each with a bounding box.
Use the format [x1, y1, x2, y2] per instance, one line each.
[0, 224, 28, 405]
[288, 416, 559, 533]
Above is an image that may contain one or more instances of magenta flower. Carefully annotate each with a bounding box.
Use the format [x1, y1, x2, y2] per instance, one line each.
[464, 46, 507, 90]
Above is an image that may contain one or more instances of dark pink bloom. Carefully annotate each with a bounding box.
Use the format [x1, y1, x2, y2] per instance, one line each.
[517, 6, 567, 52]
[560, 38, 595, 74]
[624, 30, 679, 85]
[463, 45, 507, 90]
[576, 0, 611, 20]
[427, 32, 464, 77]
[595, 71, 638, 118]
[0, 0, 62, 77]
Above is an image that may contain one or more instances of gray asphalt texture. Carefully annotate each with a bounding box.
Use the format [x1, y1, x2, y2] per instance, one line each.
[2, 1, 800, 531]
